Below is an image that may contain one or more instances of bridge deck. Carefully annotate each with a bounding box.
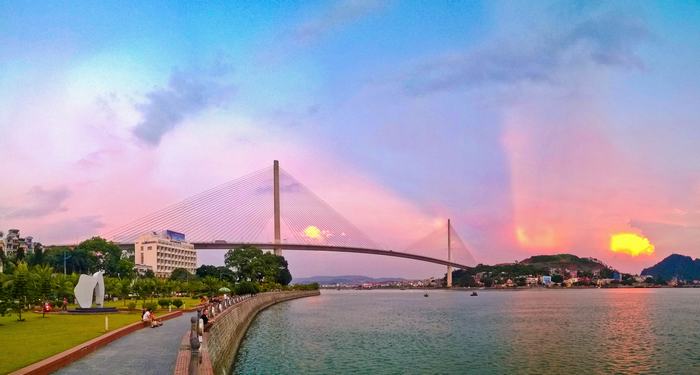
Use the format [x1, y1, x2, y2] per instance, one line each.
[114, 242, 470, 269]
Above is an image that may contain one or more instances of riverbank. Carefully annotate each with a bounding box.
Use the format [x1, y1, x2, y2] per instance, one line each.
[174, 290, 319, 375]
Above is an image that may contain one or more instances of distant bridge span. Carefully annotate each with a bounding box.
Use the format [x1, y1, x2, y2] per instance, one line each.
[113, 242, 471, 269]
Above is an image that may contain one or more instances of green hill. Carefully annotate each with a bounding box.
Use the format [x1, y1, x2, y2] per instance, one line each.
[641, 254, 700, 281]
[451, 253, 616, 287]
[520, 254, 610, 273]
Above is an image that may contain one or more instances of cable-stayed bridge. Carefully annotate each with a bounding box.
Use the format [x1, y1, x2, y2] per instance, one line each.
[101, 161, 476, 287]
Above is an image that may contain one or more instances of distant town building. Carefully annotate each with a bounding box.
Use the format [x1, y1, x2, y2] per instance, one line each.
[2, 229, 35, 258]
[134, 230, 196, 278]
[541, 275, 552, 286]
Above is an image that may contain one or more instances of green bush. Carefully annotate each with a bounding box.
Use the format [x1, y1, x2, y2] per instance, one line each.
[172, 299, 184, 309]
[142, 301, 158, 311]
[127, 302, 137, 311]
[291, 283, 319, 291]
[235, 281, 260, 295]
[157, 299, 172, 309]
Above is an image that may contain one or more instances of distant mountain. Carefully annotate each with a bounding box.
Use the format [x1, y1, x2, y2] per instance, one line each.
[292, 275, 406, 285]
[519, 254, 611, 273]
[641, 254, 700, 281]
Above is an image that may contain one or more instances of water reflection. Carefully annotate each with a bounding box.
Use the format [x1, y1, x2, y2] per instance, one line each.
[234, 289, 700, 374]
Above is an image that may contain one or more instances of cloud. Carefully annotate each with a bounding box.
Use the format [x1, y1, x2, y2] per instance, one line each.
[292, 0, 388, 45]
[4, 186, 71, 218]
[132, 63, 235, 146]
[404, 9, 649, 95]
[37, 216, 104, 244]
[631, 220, 700, 255]
[259, 0, 388, 63]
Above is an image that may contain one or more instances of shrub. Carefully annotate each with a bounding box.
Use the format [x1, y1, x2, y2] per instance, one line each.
[235, 281, 260, 295]
[157, 299, 172, 309]
[291, 283, 319, 291]
[142, 301, 158, 311]
[127, 302, 137, 311]
[172, 299, 184, 309]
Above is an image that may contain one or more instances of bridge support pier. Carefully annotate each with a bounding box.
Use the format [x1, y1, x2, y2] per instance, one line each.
[447, 265, 452, 288]
[446, 219, 452, 288]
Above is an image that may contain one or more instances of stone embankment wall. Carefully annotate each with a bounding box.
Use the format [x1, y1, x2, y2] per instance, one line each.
[206, 291, 319, 374]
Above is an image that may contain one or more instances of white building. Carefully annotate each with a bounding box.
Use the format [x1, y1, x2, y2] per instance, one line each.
[2, 229, 34, 258]
[134, 230, 196, 278]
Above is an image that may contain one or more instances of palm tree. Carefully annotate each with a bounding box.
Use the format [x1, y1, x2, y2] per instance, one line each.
[32, 264, 53, 317]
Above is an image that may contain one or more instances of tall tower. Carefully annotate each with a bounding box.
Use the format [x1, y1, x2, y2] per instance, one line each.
[447, 219, 452, 288]
[273, 160, 282, 256]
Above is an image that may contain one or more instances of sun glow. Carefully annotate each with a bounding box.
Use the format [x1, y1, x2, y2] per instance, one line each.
[304, 225, 322, 239]
[610, 233, 654, 256]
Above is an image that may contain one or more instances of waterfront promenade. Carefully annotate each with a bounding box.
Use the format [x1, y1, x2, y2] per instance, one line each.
[54, 313, 194, 375]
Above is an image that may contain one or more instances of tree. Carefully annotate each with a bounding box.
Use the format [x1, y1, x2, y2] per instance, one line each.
[224, 246, 292, 285]
[33, 265, 53, 317]
[235, 280, 260, 295]
[0, 273, 11, 316]
[170, 268, 193, 281]
[275, 256, 292, 286]
[75, 237, 124, 276]
[225, 246, 265, 282]
[4, 262, 33, 321]
[144, 269, 156, 279]
[551, 274, 564, 284]
[118, 279, 133, 305]
[115, 259, 136, 279]
[133, 278, 155, 302]
[0, 248, 7, 274]
[16, 247, 26, 262]
[196, 265, 219, 278]
[104, 277, 121, 300]
[28, 243, 45, 266]
[201, 276, 225, 297]
[52, 273, 75, 301]
[186, 279, 205, 297]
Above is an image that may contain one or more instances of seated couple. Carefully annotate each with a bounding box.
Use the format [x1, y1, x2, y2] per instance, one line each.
[142, 308, 163, 328]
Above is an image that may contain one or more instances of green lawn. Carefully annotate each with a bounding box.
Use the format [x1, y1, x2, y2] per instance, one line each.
[98, 297, 199, 311]
[57, 297, 202, 311]
[0, 311, 142, 374]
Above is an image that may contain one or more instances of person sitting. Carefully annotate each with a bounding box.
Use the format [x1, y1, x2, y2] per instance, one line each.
[142, 308, 162, 328]
[149, 309, 163, 327]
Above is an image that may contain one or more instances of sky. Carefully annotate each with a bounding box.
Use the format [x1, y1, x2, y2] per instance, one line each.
[1, 1, 700, 278]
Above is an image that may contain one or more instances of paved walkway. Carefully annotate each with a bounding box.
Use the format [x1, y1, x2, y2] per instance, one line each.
[55, 312, 194, 375]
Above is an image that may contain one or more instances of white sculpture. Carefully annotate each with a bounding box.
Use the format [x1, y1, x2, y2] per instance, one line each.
[74, 271, 105, 308]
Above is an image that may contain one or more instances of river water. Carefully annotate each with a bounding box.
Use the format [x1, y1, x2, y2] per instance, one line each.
[233, 289, 700, 374]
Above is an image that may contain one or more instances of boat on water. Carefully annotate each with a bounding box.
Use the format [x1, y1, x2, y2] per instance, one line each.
[470, 291, 478, 296]
[424, 293, 429, 297]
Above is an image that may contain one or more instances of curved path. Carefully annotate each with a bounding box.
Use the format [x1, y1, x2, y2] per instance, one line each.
[55, 312, 194, 375]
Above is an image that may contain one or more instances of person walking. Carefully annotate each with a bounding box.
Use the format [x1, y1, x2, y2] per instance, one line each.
[62, 297, 68, 311]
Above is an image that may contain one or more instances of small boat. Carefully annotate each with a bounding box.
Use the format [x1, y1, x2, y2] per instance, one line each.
[424, 293, 429, 297]
[470, 292, 478, 296]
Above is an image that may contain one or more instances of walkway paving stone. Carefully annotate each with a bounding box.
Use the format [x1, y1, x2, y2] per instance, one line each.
[55, 312, 195, 375]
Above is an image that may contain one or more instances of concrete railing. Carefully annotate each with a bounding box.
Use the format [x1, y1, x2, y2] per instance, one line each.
[174, 291, 320, 375]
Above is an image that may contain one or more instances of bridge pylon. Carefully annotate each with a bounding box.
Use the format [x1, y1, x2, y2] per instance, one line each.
[273, 160, 282, 256]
